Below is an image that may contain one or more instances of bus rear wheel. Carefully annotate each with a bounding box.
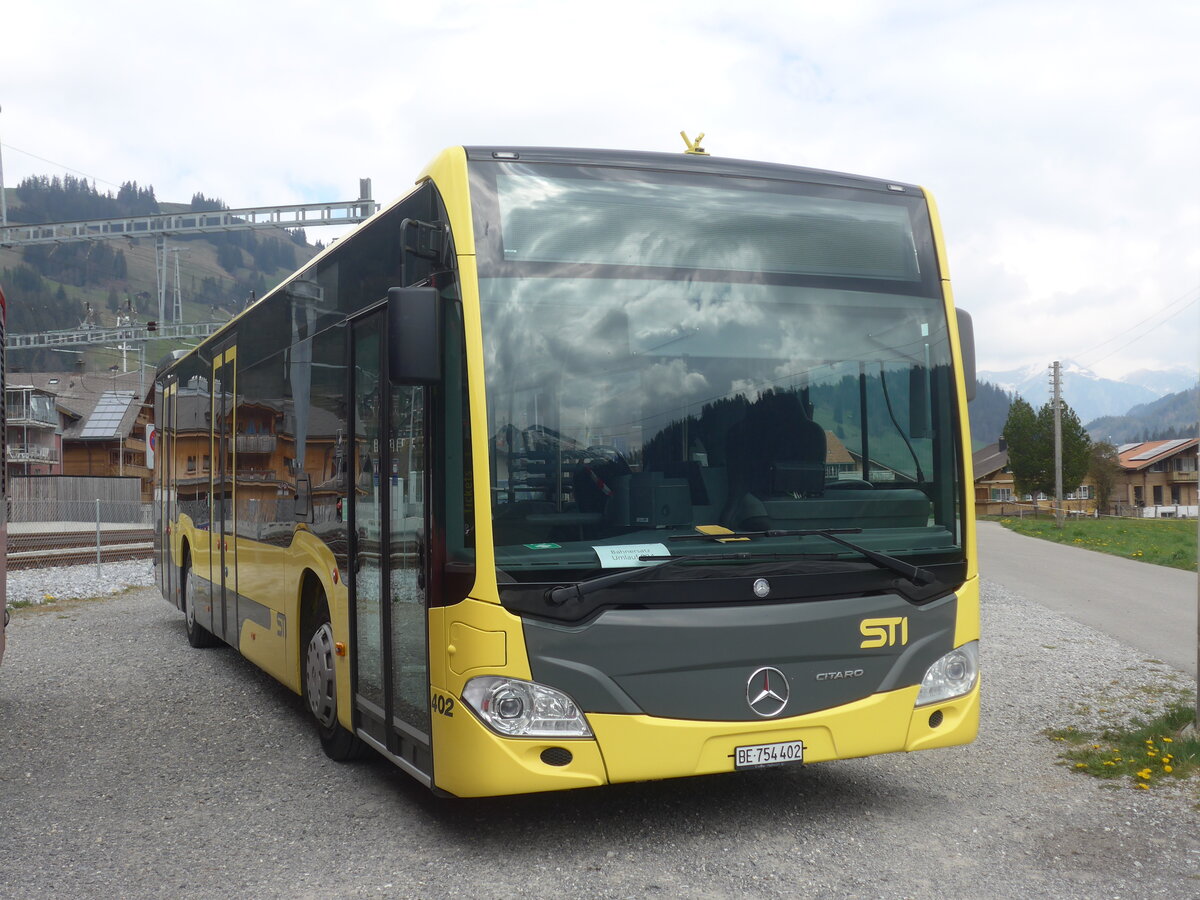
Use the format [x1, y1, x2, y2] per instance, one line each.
[304, 608, 367, 761]
[182, 554, 217, 649]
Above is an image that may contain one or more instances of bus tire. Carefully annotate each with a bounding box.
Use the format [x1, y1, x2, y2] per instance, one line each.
[182, 551, 217, 649]
[303, 591, 367, 762]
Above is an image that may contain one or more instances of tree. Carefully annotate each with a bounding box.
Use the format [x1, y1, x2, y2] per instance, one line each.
[1002, 396, 1041, 497]
[217, 243, 243, 273]
[1088, 441, 1121, 515]
[1002, 395, 1092, 499]
[1037, 401, 1091, 497]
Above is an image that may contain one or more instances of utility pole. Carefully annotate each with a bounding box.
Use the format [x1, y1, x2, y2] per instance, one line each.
[1051, 360, 1064, 528]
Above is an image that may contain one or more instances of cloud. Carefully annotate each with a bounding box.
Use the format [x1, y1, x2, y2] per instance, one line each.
[2, 0, 1196, 377]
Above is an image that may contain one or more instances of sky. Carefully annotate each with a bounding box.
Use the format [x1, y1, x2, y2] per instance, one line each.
[1, 0, 1197, 379]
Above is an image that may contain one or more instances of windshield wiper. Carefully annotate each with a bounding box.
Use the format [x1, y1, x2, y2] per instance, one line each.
[671, 527, 937, 587]
[806, 530, 938, 587]
[544, 552, 832, 607]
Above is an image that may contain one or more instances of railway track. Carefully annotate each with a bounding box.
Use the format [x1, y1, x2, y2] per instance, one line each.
[7, 528, 152, 553]
[6, 528, 153, 570]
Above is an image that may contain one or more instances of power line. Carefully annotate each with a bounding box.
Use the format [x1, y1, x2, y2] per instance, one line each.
[1083, 293, 1200, 370]
[0, 142, 125, 191]
[1075, 283, 1200, 369]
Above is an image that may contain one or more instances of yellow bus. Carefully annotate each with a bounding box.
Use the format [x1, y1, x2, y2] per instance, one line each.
[153, 145, 979, 797]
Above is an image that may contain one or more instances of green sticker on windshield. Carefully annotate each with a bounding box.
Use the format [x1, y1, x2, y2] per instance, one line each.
[524, 543, 562, 550]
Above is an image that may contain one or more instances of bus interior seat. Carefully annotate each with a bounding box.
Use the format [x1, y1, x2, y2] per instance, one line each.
[572, 457, 627, 515]
[724, 391, 827, 529]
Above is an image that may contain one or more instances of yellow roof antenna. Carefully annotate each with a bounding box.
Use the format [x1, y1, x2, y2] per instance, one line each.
[680, 131, 709, 156]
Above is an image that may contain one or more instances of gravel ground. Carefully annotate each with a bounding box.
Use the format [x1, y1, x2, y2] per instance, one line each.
[4, 559, 155, 606]
[1, 580, 1198, 899]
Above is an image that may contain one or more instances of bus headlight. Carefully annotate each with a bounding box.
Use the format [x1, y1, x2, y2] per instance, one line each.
[916, 641, 979, 706]
[462, 676, 593, 738]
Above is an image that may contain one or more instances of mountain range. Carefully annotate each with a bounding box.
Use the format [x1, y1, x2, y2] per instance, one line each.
[1085, 387, 1200, 445]
[977, 360, 1197, 425]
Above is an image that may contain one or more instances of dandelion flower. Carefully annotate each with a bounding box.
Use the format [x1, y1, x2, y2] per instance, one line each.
[1137, 768, 1153, 779]
[1075, 763, 1087, 769]
[1162, 737, 1173, 743]
[1136, 783, 1149, 790]
[1164, 765, 1173, 773]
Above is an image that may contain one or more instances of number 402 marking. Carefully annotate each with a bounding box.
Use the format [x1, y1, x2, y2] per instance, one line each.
[430, 692, 455, 717]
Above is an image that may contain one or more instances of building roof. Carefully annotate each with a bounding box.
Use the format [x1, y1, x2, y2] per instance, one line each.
[1118, 438, 1199, 471]
[823, 431, 855, 466]
[10, 371, 151, 441]
[79, 391, 137, 439]
[972, 442, 1009, 480]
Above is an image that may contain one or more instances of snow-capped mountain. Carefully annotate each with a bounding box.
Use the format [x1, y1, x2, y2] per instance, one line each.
[977, 362, 1053, 398]
[976, 360, 1168, 423]
[1120, 365, 1199, 397]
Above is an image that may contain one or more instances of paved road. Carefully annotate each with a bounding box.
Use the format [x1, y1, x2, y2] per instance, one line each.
[1, 584, 1198, 898]
[976, 520, 1198, 676]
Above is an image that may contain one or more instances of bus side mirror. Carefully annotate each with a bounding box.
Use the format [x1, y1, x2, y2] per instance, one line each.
[388, 286, 442, 384]
[956, 308, 976, 402]
[294, 473, 313, 522]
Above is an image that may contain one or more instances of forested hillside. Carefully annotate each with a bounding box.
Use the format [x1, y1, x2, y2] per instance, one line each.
[1, 174, 318, 370]
[1085, 386, 1199, 443]
[967, 379, 1012, 448]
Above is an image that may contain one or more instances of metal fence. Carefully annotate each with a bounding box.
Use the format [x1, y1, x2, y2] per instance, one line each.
[8, 474, 142, 506]
[6, 498, 153, 571]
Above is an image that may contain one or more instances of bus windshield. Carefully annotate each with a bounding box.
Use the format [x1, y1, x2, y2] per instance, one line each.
[471, 159, 963, 581]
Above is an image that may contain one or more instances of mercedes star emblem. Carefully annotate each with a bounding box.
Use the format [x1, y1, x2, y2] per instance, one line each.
[747, 666, 789, 717]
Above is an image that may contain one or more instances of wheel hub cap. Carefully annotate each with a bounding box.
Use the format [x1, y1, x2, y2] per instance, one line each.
[306, 623, 338, 728]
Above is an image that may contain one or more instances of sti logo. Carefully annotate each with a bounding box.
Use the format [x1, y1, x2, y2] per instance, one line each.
[860, 616, 909, 649]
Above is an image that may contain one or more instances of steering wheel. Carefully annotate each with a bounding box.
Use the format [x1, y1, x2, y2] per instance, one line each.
[585, 445, 629, 470]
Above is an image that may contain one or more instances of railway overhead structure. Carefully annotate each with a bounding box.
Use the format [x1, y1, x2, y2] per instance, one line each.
[1, 180, 378, 327]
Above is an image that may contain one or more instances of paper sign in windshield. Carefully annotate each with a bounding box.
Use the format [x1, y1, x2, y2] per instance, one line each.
[593, 543, 671, 569]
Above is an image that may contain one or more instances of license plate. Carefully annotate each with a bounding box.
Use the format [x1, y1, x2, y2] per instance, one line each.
[734, 740, 805, 769]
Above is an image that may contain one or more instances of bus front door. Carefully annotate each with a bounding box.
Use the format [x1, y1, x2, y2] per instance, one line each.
[351, 309, 432, 779]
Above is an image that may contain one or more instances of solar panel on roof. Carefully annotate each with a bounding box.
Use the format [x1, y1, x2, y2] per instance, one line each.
[80, 391, 135, 438]
[1117, 443, 1140, 454]
[1129, 438, 1190, 461]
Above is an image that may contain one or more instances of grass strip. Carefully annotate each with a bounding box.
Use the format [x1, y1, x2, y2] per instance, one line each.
[992, 515, 1197, 571]
[1047, 701, 1200, 789]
